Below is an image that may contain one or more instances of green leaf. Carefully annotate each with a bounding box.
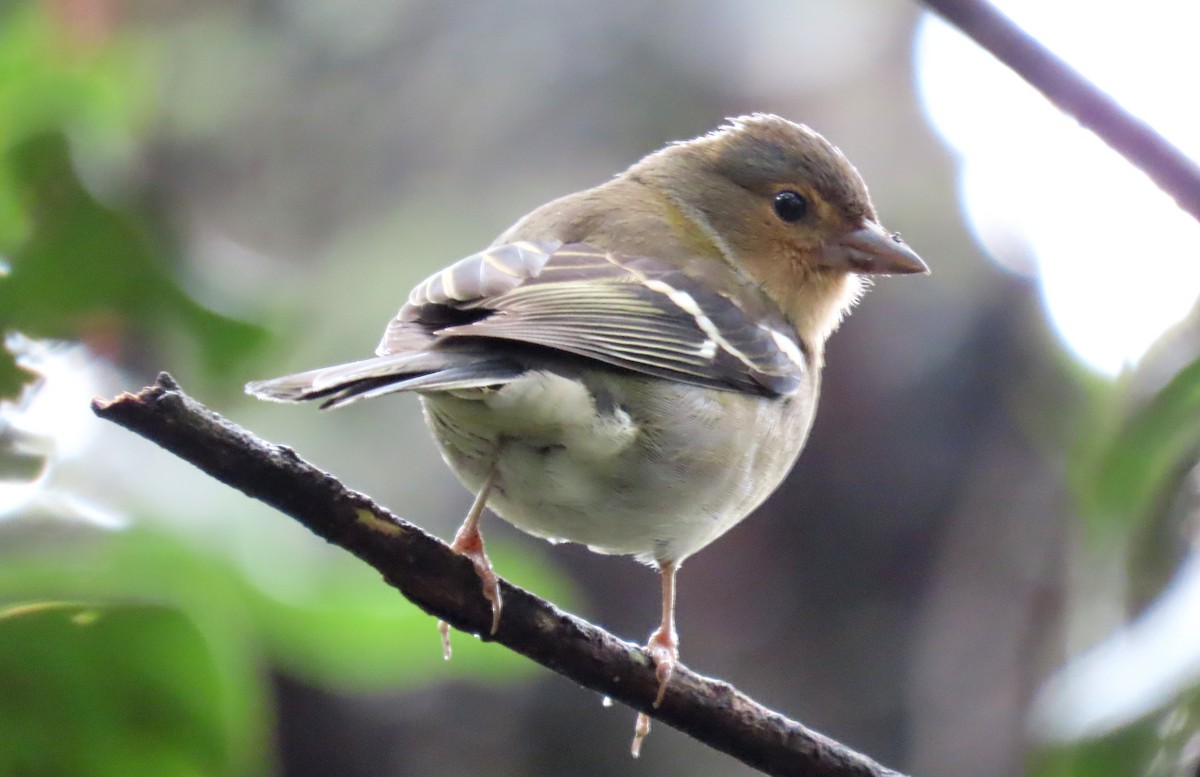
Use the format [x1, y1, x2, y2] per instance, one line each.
[0, 446, 44, 481]
[1086, 355, 1200, 528]
[0, 601, 267, 777]
[1028, 686, 1200, 777]
[0, 3, 147, 145]
[0, 4, 262, 399]
[0, 133, 269, 397]
[0, 2, 150, 254]
[0, 529, 271, 775]
[0, 519, 570, 696]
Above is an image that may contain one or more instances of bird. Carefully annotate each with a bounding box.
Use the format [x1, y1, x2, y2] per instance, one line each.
[245, 113, 927, 754]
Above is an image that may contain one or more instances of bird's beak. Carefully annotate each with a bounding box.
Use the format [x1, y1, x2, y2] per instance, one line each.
[821, 220, 929, 275]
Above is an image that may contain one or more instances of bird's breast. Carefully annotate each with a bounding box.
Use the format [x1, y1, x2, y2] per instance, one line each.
[421, 368, 818, 565]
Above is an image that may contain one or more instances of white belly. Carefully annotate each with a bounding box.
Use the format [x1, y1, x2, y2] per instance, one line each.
[421, 369, 816, 565]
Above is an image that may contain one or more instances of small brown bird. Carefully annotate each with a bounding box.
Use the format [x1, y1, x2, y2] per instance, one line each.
[246, 114, 927, 754]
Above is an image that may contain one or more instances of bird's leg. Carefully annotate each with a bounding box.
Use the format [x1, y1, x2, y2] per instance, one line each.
[631, 560, 679, 758]
[648, 560, 680, 703]
[437, 465, 502, 661]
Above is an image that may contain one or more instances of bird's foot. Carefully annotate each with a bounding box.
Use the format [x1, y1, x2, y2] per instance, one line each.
[631, 713, 651, 758]
[647, 626, 678, 706]
[437, 523, 503, 660]
[631, 625, 679, 757]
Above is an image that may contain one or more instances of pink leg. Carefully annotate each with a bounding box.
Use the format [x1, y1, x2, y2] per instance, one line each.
[631, 560, 679, 757]
[438, 467, 502, 660]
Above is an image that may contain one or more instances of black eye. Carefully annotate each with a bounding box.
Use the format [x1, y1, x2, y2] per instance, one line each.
[772, 191, 808, 223]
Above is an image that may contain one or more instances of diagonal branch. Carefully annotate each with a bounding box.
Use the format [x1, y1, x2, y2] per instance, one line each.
[920, 0, 1200, 224]
[91, 373, 905, 777]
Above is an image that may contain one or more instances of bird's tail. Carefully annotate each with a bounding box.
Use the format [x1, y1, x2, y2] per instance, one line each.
[245, 351, 522, 410]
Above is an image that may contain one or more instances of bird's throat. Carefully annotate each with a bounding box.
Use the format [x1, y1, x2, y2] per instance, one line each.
[778, 270, 864, 358]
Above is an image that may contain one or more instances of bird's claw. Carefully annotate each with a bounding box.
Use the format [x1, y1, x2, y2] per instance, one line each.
[630, 625, 680, 756]
[631, 713, 651, 758]
[438, 523, 503, 659]
[457, 539, 502, 635]
[647, 627, 678, 707]
[437, 619, 452, 661]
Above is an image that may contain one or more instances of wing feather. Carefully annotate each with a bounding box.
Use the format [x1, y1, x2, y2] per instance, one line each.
[381, 241, 808, 396]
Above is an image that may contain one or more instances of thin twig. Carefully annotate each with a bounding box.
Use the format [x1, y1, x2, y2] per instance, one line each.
[921, 0, 1200, 223]
[92, 373, 906, 777]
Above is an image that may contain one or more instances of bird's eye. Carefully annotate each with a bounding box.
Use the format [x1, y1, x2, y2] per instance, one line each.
[772, 191, 808, 223]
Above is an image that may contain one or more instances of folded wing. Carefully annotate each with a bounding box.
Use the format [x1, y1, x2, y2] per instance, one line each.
[248, 241, 808, 409]
[387, 241, 808, 396]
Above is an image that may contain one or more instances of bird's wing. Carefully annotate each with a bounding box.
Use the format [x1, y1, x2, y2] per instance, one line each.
[383, 241, 808, 396]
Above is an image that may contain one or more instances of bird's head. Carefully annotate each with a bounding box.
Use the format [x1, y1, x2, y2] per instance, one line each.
[632, 114, 927, 346]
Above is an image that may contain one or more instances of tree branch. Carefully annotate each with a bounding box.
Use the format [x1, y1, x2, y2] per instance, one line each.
[920, 0, 1200, 224]
[91, 373, 905, 777]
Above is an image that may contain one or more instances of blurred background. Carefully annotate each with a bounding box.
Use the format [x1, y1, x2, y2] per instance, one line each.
[2, 0, 1198, 775]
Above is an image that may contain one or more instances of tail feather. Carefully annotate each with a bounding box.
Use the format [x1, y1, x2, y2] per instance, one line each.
[317, 363, 523, 409]
[245, 352, 523, 409]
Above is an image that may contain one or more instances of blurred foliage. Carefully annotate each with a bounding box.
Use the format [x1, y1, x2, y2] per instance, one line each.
[0, 601, 261, 777]
[0, 503, 568, 775]
[0, 3, 573, 775]
[1085, 355, 1200, 533]
[1030, 688, 1200, 777]
[0, 2, 141, 252]
[0, 131, 270, 391]
[1040, 337, 1200, 777]
[1081, 349, 1200, 610]
[0, 3, 267, 398]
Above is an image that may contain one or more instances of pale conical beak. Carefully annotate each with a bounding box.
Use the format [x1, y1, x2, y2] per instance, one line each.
[821, 220, 929, 275]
